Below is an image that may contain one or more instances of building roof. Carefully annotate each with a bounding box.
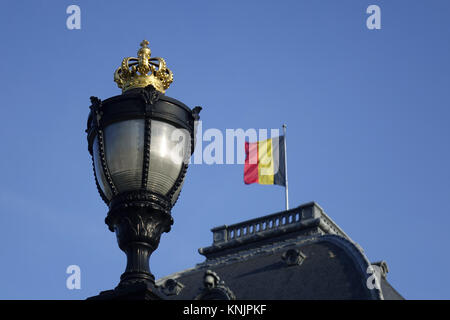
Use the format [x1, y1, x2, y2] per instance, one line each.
[156, 202, 404, 300]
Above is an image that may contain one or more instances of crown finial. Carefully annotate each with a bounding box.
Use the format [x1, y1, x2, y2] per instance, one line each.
[114, 40, 173, 93]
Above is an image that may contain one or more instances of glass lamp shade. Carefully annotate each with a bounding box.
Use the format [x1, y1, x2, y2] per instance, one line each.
[92, 119, 190, 205]
[86, 68, 201, 292]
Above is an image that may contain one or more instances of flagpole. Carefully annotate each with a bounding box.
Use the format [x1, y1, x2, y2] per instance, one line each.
[282, 124, 289, 210]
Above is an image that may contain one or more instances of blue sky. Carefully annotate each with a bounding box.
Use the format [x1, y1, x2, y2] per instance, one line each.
[0, 0, 449, 299]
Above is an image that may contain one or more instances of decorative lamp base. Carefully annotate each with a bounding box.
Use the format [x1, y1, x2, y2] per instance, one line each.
[104, 190, 173, 293]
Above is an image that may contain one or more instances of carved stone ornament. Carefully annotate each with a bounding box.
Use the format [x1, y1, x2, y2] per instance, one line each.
[161, 278, 184, 296]
[281, 248, 306, 266]
[194, 270, 236, 300]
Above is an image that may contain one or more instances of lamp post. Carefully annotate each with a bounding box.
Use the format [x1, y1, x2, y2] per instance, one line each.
[86, 40, 201, 299]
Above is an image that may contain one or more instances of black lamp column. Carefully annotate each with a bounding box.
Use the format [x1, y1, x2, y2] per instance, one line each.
[86, 41, 201, 299]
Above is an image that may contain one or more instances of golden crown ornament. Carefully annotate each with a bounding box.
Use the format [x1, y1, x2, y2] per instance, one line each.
[114, 40, 174, 94]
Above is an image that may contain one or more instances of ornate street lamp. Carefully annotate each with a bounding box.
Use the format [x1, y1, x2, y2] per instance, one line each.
[86, 40, 201, 299]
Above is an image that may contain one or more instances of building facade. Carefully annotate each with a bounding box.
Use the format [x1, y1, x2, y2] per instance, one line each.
[156, 202, 403, 300]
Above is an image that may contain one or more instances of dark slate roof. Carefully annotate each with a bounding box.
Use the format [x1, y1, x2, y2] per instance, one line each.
[380, 278, 404, 300]
[156, 202, 403, 300]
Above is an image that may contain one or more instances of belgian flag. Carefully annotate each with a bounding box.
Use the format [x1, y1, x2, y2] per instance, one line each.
[244, 136, 286, 186]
